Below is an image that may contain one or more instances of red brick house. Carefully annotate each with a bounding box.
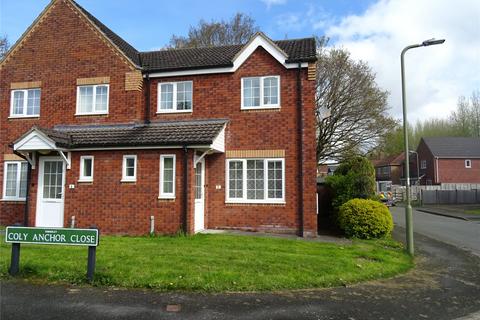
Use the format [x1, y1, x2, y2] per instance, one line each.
[416, 137, 480, 185]
[0, 0, 318, 236]
[372, 153, 406, 187]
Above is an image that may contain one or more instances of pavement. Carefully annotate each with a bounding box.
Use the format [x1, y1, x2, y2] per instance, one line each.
[415, 204, 480, 221]
[390, 206, 480, 256]
[1, 226, 480, 320]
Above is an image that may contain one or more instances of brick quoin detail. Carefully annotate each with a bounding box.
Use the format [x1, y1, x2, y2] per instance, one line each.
[0, 0, 317, 236]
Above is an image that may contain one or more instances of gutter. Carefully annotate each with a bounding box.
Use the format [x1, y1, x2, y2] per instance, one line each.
[144, 73, 151, 124]
[13, 150, 31, 227]
[296, 62, 304, 236]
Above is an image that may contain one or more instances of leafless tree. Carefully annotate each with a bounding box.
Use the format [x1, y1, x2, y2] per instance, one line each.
[452, 91, 480, 137]
[0, 35, 10, 60]
[315, 41, 395, 162]
[169, 13, 259, 48]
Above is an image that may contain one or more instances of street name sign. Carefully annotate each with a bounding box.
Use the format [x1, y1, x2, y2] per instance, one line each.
[5, 227, 98, 246]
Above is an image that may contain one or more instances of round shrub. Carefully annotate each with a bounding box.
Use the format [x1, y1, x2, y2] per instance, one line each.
[338, 199, 393, 239]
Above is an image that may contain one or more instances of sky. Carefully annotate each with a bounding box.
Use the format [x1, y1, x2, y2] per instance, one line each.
[1, 0, 479, 122]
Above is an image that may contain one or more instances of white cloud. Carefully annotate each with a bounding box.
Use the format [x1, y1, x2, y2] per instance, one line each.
[262, 0, 287, 9]
[324, 0, 480, 122]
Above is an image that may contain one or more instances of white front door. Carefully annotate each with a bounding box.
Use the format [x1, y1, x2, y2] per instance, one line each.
[36, 157, 65, 227]
[194, 158, 205, 232]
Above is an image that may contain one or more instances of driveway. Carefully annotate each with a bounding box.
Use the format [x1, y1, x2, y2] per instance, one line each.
[1, 227, 480, 320]
[390, 206, 480, 256]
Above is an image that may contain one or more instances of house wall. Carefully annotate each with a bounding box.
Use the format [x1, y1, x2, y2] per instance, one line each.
[416, 139, 437, 184]
[437, 158, 480, 184]
[0, 0, 317, 235]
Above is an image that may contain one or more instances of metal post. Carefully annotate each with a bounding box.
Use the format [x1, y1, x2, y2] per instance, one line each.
[87, 246, 96, 282]
[9, 243, 21, 276]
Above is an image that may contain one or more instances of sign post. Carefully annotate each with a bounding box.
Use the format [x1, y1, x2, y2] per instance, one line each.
[5, 226, 99, 281]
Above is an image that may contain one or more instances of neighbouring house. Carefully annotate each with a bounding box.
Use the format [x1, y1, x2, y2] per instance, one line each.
[0, 0, 318, 236]
[372, 153, 405, 189]
[416, 137, 480, 185]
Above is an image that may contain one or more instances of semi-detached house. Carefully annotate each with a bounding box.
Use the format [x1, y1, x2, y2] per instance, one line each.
[0, 0, 318, 236]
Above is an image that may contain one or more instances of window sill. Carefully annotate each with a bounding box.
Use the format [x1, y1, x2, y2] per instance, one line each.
[121, 179, 136, 183]
[75, 113, 108, 116]
[225, 200, 286, 205]
[156, 110, 193, 114]
[8, 116, 40, 119]
[241, 106, 280, 111]
[1, 199, 26, 203]
[78, 179, 93, 183]
[158, 196, 176, 200]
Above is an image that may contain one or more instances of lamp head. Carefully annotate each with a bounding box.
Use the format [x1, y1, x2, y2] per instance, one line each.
[422, 38, 445, 46]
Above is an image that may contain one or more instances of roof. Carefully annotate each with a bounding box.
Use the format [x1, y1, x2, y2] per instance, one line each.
[14, 119, 228, 149]
[140, 38, 317, 72]
[422, 137, 480, 158]
[372, 153, 405, 167]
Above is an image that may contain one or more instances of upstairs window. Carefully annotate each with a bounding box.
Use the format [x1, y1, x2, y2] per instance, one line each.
[122, 155, 137, 182]
[76, 84, 109, 115]
[241, 76, 280, 109]
[158, 81, 193, 113]
[465, 159, 472, 168]
[10, 89, 41, 117]
[3, 161, 28, 200]
[421, 160, 427, 169]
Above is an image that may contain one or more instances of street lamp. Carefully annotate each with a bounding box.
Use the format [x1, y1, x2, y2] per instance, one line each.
[401, 38, 445, 256]
[409, 150, 420, 185]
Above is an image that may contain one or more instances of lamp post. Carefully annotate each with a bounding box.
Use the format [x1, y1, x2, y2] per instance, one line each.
[409, 150, 420, 185]
[401, 38, 445, 256]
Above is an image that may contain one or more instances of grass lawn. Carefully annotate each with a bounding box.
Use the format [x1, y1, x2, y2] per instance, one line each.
[465, 209, 480, 215]
[0, 234, 413, 292]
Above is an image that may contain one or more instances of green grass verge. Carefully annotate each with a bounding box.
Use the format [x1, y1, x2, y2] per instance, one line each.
[0, 234, 412, 292]
[465, 209, 480, 215]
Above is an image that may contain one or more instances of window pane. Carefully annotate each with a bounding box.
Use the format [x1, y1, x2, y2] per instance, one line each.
[5, 163, 18, 197]
[19, 163, 28, 198]
[79, 86, 94, 113]
[160, 84, 174, 110]
[26, 89, 41, 115]
[162, 157, 174, 194]
[228, 161, 243, 198]
[267, 161, 283, 199]
[95, 86, 108, 111]
[13, 91, 25, 115]
[246, 160, 264, 199]
[125, 157, 135, 177]
[243, 78, 260, 107]
[195, 162, 202, 199]
[176, 82, 192, 110]
[83, 158, 92, 177]
[263, 77, 278, 105]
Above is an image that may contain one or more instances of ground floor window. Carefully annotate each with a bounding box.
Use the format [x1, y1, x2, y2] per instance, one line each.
[79, 156, 94, 182]
[159, 155, 175, 198]
[226, 158, 285, 203]
[122, 155, 137, 182]
[3, 161, 28, 200]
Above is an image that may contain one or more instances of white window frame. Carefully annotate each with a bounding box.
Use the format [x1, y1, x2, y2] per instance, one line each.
[225, 158, 285, 204]
[465, 159, 472, 168]
[76, 84, 110, 115]
[157, 81, 193, 113]
[159, 154, 176, 199]
[122, 155, 137, 182]
[10, 88, 41, 118]
[420, 160, 427, 169]
[241, 76, 280, 110]
[2, 161, 28, 201]
[79, 156, 94, 182]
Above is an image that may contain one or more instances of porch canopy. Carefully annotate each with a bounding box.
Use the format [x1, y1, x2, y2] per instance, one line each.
[11, 119, 228, 168]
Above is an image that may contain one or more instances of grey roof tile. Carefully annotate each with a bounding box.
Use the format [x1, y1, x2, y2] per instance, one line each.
[422, 137, 480, 157]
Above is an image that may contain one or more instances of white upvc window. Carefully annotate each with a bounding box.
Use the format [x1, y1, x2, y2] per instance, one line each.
[3, 161, 28, 200]
[76, 84, 109, 115]
[157, 81, 193, 113]
[79, 156, 94, 182]
[465, 159, 472, 168]
[159, 155, 176, 198]
[421, 160, 427, 169]
[241, 76, 280, 109]
[226, 158, 285, 204]
[122, 155, 137, 182]
[10, 88, 41, 117]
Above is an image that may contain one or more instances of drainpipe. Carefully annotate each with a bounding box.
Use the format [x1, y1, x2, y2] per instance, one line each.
[182, 145, 189, 234]
[13, 150, 31, 226]
[296, 62, 305, 237]
[144, 73, 151, 125]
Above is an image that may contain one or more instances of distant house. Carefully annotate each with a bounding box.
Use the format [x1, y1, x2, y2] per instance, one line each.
[416, 137, 480, 185]
[372, 153, 405, 189]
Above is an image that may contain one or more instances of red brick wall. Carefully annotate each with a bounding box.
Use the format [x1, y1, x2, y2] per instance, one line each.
[416, 139, 437, 184]
[0, 0, 318, 235]
[437, 158, 480, 184]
